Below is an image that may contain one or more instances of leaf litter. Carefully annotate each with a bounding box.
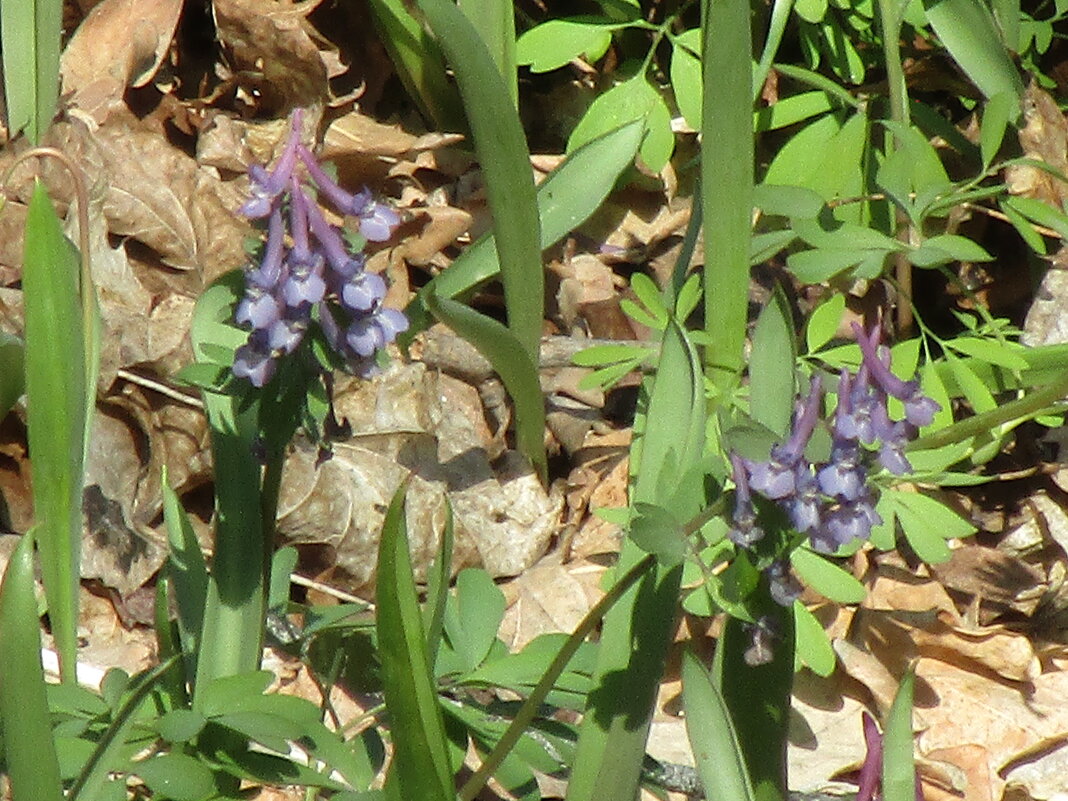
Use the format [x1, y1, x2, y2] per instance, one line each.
[2, 2, 1068, 801]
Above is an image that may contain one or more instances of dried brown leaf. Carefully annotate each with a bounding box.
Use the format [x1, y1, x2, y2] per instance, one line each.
[61, 0, 184, 121]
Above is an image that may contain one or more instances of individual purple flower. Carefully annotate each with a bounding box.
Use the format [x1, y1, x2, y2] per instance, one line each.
[728, 452, 765, 547]
[810, 496, 882, 553]
[233, 336, 277, 388]
[853, 321, 940, 428]
[298, 144, 400, 242]
[789, 466, 822, 533]
[765, 561, 802, 607]
[237, 110, 303, 218]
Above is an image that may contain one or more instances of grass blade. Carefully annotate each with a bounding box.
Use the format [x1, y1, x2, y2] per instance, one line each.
[0, 530, 64, 801]
[0, 332, 25, 419]
[458, 0, 517, 107]
[162, 469, 209, 685]
[367, 0, 464, 131]
[682, 651, 755, 801]
[22, 180, 85, 683]
[423, 499, 455, 668]
[713, 598, 795, 801]
[566, 320, 705, 801]
[376, 482, 454, 801]
[426, 292, 546, 481]
[0, 0, 61, 142]
[882, 666, 917, 801]
[416, 0, 543, 368]
[702, 0, 755, 384]
[922, 0, 1023, 103]
[404, 121, 643, 338]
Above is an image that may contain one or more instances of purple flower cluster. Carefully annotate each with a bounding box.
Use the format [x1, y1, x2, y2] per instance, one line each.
[730, 324, 940, 559]
[231, 108, 408, 387]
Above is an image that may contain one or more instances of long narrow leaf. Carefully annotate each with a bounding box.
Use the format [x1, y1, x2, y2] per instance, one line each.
[423, 499, 455, 668]
[922, 0, 1023, 103]
[367, 0, 464, 131]
[404, 121, 643, 337]
[376, 482, 454, 801]
[23, 180, 85, 683]
[162, 469, 209, 684]
[882, 666, 917, 801]
[427, 292, 547, 481]
[416, 0, 543, 369]
[458, 0, 517, 106]
[566, 320, 705, 801]
[702, 0, 754, 383]
[189, 275, 268, 695]
[0, 530, 64, 801]
[682, 651, 755, 801]
[713, 601, 795, 801]
[0, 0, 61, 142]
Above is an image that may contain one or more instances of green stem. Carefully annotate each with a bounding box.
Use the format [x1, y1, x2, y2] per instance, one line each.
[910, 373, 1068, 451]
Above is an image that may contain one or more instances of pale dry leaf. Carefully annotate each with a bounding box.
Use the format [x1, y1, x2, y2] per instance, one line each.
[916, 659, 1068, 801]
[788, 670, 870, 795]
[276, 362, 561, 595]
[498, 556, 605, 650]
[1006, 85, 1068, 208]
[61, 0, 184, 120]
[394, 206, 474, 267]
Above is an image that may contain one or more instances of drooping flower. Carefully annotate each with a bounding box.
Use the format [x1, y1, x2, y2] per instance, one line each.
[230, 109, 408, 387]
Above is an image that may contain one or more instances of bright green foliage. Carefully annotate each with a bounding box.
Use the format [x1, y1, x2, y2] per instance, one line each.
[22, 181, 86, 683]
[0, 531, 64, 801]
[0, 0, 61, 142]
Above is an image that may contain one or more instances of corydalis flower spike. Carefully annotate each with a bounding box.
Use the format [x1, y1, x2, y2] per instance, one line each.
[852, 321, 940, 427]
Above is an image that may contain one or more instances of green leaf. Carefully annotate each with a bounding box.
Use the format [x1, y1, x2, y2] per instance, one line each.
[754, 183, 826, 219]
[790, 548, 867, 604]
[134, 753, 217, 801]
[923, 0, 1023, 102]
[946, 352, 996, 413]
[629, 502, 687, 565]
[946, 337, 1029, 370]
[516, 18, 618, 72]
[0, 531, 64, 801]
[909, 234, 994, 267]
[426, 292, 546, 481]
[755, 91, 835, 132]
[416, 0, 543, 370]
[0, 333, 24, 419]
[999, 198, 1047, 254]
[446, 568, 506, 671]
[882, 667, 917, 801]
[888, 490, 976, 563]
[568, 75, 675, 172]
[564, 321, 703, 801]
[750, 287, 797, 438]
[1002, 195, 1068, 240]
[787, 248, 870, 283]
[980, 91, 1015, 167]
[404, 121, 643, 338]
[23, 180, 85, 683]
[367, 0, 463, 130]
[0, 0, 61, 142]
[702, 0, 754, 382]
[376, 483, 454, 801]
[681, 651, 756, 801]
[424, 500, 454, 667]
[156, 709, 207, 743]
[670, 28, 703, 129]
[458, 0, 517, 105]
[793, 602, 835, 677]
[197, 671, 274, 718]
[713, 595, 794, 801]
[162, 470, 208, 682]
[572, 343, 651, 366]
[805, 293, 845, 352]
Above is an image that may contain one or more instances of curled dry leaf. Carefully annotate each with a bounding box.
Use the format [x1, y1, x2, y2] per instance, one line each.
[35, 113, 251, 278]
[60, 0, 184, 122]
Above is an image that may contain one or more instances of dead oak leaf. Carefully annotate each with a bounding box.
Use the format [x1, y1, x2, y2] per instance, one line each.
[61, 0, 184, 122]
